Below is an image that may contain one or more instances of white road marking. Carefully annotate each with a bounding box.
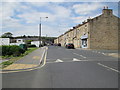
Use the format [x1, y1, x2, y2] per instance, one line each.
[73, 53, 86, 58]
[73, 58, 81, 61]
[97, 63, 120, 73]
[80, 55, 86, 58]
[55, 59, 63, 62]
[47, 59, 89, 63]
[102, 53, 105, 55]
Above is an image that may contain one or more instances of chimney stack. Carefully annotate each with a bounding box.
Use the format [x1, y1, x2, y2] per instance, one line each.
[102, 6, 113, 16]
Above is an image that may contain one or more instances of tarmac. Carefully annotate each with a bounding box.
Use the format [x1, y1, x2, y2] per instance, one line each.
[2, 46, 47, 71]
[76, 48, 119, 58]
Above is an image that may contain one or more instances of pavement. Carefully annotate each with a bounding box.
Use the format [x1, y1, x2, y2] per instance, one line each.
[2, 46, 47, 71]
[2, 46, 119, 88]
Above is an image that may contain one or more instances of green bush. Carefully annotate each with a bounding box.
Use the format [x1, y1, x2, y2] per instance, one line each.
[1, 45, 25, 56]
[0, 46, 2, 56]
[19, 44, 27, 51]
[2, 61, 13, 66]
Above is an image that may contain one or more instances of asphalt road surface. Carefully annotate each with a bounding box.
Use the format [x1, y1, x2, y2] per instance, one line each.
[2, 46, 119, 88]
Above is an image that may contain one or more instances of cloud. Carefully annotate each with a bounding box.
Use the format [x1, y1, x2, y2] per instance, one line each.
[13, 25, 39, 36]
[1, 2, 72, 37]
[49, 5, 71, 18]
[2, 0, 120, 2]
[16, 2, 72, 24]
[2, 0, 66, 2]
[1, 2, 20, 19]
[11, 24, 69, 37]
[73, 2, 104, 15]
[17, 12, 55, 23]
[71, 16, 88, 23]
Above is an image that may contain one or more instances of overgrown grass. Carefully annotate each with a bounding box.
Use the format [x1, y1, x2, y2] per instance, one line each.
[0, 47, 38, 69]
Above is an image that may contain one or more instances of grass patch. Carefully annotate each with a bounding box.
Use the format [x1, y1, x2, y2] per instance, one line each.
[0, 47, 38, 69]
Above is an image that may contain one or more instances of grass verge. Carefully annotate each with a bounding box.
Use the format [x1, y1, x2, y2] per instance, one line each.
[0, 47, 38, 69]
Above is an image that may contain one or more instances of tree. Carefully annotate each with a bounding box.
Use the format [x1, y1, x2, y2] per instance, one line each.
[23, 35, 26, 38]
[1, 32, 13, 38]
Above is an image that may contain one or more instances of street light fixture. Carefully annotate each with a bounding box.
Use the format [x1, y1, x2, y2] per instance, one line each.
[39, 17, 48, 47]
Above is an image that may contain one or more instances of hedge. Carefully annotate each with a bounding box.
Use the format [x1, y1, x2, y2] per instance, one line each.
[1, 45, 25, 56]
[19, 44, 27, 50]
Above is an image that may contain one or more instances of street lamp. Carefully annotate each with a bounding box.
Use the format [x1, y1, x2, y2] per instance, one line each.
[39, 17, 48, 47]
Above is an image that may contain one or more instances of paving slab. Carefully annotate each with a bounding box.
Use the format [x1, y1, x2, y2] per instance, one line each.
[3, 47, 46, 70]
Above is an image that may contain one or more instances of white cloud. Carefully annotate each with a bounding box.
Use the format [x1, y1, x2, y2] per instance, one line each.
[1, 2, 20, 19]
[13, 25, 39, 36]
[49, 5, 71, 18]
[16, 2, 72, 24]
[11, 24, 69, 37]
[73, 2, 104, 15]
[1, 2, 72, 37]
[17, 12, 55, 23]
[2, 0, 66, 2]
[2, 0, 119, 2]
[28, 2, 49, 7]
[72, 16, 88, 23]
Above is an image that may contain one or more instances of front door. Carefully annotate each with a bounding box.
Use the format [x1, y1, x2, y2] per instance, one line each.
[81, 39, 87, 48]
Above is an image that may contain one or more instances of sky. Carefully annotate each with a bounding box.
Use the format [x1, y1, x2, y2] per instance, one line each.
[1, 1, 119, 37]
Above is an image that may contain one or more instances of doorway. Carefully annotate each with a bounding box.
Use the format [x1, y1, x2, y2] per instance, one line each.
[81, 39, 87, 48]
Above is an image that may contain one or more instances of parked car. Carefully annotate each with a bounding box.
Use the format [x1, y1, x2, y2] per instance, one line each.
[66, 43, 74, 49]
[58, 43, 61, 46]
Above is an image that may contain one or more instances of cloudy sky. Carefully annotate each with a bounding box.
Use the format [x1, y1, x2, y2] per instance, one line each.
[1, 1, 119, 37]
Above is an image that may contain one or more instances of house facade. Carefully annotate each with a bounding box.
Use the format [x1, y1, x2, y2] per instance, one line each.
[0, 38, 10, 45]
[54, 8, 119, 50]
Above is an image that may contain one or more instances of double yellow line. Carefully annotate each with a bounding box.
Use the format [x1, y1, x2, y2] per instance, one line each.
[0, 47, 48, 74]
[40, 47, 48, 68]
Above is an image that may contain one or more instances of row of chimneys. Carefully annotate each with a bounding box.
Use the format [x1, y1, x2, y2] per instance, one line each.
[65, 6, 112, 33]
[104, 6, 109, 9]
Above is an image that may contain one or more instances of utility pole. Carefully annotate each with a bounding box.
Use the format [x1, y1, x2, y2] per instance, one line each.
[39, 17, 48, 47]
[39, 17, 41, 47]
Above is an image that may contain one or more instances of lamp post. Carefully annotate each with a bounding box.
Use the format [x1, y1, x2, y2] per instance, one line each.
[39, 17, 48, 47]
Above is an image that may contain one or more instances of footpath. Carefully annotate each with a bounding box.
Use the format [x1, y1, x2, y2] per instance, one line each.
[3, 46, 47, 71]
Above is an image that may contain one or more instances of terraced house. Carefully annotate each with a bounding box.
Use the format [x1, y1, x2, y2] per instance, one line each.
[54, 8, 119, 50]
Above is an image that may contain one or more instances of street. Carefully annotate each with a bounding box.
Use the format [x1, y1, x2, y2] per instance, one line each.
[2, 46, 119, 88]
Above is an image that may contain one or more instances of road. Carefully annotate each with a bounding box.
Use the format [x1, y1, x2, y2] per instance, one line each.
[2, 46, 119, 88]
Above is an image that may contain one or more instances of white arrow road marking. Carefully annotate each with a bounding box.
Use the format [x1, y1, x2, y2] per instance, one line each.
[73, 53, 86, 58]
[97, 63, 120, 73]
[55, 59, 63, 62]
[73, 58, 81, 61]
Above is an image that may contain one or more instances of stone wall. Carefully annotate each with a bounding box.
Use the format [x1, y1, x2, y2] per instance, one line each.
[89, 9, 119, 50]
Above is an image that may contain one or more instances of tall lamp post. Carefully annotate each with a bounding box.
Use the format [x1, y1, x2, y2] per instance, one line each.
[39, 17, 48, 47]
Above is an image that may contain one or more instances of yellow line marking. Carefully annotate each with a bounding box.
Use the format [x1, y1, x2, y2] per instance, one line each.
[41, 47, 48, 67]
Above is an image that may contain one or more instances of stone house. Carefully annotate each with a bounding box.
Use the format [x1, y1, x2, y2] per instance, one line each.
[54, 38, 59, 44]
[54, 8, 119, 50]
[58, 34, 64, 46]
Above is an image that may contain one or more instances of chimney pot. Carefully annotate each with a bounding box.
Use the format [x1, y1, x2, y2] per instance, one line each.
[102, 8, 113, 15]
